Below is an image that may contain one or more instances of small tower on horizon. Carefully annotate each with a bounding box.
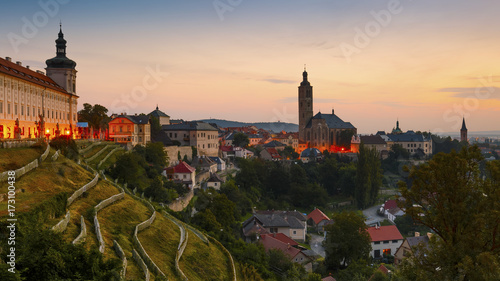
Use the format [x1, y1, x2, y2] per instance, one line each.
[460, 117, 468, 142]
[46, 23, 77, 95]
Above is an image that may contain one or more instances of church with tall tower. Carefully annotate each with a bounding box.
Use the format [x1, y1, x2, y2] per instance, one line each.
[460, 117, 468, 142]
[298, 68, 357, 152]
[0, 25, 79, 139]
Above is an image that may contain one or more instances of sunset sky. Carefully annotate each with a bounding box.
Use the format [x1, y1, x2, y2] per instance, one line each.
[1, 0, 499, 134]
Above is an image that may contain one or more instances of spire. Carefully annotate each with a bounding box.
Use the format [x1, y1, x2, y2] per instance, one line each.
[461, 117, 467, 131]
[46, 25, 76, 69]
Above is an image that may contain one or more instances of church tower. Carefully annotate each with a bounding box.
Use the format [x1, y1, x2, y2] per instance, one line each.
[45, 24, 77, 95]
[460, 117, 468, 142]
[298, 68, 313, 141]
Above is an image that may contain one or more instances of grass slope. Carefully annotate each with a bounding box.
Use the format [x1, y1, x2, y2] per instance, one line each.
[0, 146, 44, 172]
[0, 152, 93, 215]
[180, 229, 232, 281]
[138, 213, 180, 280]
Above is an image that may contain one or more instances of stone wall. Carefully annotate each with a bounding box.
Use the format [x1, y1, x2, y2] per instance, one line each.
[87, 144, 113, 162]
[72, 216, 87, 245]
[132, 211, 168, 279]
[51, 210, 71, 233]
[0, 139, 38, 149]
[51, 150, 60, 161]
[94, 215, 105, 253]
[97, 147, 123, 169]
[163, 146, 193, 166]
[67, 173, 99, 206]
[208, 236, 237, 281]
[132, 248, 150, 281]
[94, 192, 125, 253]
[0, 144, 50, 182]
[113, 240, 127, 280]
[167, 189, 194, 212]
[78, 141, 101, 154]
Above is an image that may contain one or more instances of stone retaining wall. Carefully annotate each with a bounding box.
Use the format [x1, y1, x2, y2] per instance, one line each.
[113, 240, 127, 280]
[167, 189, 194, 212]
[51, 210, 71, 233]
[208, 236, 237, 281]
[51, 150, 60, 161]
[0, 139, 38, 149]
[97, 147, 123, 169]
[0, 144, 50, 182]
[94, 215, 105, 253]
[72, 216, 87, 245]
[67, 173, 99, 206]
[132, 211, 168, 279]
[87, 144, 113, 162]
[132, 248, 150, 281]
[78, 141, 101, 154]
[93, 192, 125, 253]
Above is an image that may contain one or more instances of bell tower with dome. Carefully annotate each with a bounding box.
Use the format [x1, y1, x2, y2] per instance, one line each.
[45, 24, 77, 95]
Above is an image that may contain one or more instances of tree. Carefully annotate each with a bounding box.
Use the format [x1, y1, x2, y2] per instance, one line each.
[233, 132, 250, 147]
[355, 144, 382, 209]
[282, 146, 299, 160]
[398, 146, 500, 280]
[77, 103, 110, 134]
[149, 115, 162, 141]
[323, 211, 371, 270]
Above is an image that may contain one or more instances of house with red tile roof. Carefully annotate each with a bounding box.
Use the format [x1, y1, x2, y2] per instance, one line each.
[307, 208, 331, 232]
[259, 234, 310, 264]
[367, 225, 404, 258]
[162, 161, 196, 189]
[321, 276, 336, 281]
[382, 199, 405, 223]
[260, 147, 282, 161]
[261, 233, 298, 247]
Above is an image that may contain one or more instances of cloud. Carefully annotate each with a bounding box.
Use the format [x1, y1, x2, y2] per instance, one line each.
[261, 78, 296, 84]
[438, 87, 500, 100]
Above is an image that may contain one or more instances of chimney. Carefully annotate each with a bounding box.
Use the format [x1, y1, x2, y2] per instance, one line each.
[26, 66, 30, 69]
[414, 232, 420, 237]
[36, 70, 45, 75]
[332, 108, 335, 115]
[16, 61, 22, 66]
[5, 57, 11, 62]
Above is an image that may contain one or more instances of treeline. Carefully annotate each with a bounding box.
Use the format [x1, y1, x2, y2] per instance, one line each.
[107, 142, 188, 203]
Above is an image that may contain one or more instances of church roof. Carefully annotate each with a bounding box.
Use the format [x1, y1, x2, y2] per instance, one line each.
[461, 118, 467, 131]
[149, 106, 170, 118]
[387, 131, 428, 142]
[306, 112, 356, 129]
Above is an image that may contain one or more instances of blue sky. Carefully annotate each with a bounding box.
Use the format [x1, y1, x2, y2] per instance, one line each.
[1, 0, 499, 133]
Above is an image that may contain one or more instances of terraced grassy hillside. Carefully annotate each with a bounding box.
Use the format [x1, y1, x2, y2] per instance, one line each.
[0, 143, 236, 281]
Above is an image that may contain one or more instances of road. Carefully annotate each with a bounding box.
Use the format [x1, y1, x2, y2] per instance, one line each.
[309, 234, 325, 258]
[363, 204, 385, 226]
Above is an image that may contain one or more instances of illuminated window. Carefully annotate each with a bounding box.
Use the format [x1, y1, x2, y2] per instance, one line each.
[383, 249, 391, 255]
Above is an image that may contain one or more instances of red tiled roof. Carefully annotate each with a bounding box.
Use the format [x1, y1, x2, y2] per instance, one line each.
[220, 146, 233, 152]
[261, 233, 298, 247]
[383, 200, 398, 210]
[260, 234, 301, 259]
[367, 225, 403, 242]
[0, 57, 74, 96]
[265, 148, 282, 159]
[378, 264, 389, 275]
[307, 208, 330, 225]
[171, 161, 195, 174]
[322, 276, 336, 281]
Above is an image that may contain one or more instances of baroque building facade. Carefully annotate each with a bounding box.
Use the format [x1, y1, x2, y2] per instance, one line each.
[0, 26, 78, 139]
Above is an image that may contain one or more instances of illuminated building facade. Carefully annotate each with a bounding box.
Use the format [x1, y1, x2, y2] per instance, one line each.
[0, 26, 78, 139]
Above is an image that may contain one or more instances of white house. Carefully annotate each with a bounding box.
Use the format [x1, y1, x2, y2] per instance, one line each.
[367, 225, 404, 258]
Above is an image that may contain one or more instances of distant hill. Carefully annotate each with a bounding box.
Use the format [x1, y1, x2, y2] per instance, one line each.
[436, 130, 500, 138]
[197, 118, 299, 132]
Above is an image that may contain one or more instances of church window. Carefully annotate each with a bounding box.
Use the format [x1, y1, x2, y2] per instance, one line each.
[21, 105, 24, 116]
[14, 104, 17, 115]
[0, 102, 3, 114]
